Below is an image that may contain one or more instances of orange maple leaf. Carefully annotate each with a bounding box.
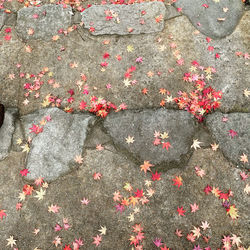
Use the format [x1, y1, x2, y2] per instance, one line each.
[172, 176, 183, 188]
[140, 161, 154, 174]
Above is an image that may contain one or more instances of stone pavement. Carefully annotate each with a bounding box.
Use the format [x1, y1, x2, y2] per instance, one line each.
[0, 1, 249, 249]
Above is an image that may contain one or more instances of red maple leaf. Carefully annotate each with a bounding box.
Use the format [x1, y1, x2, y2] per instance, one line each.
[64, 245, 72, 250]
[23, 184, 34, 195]
[0, 209, 7, 220]
[204, 184, 212, 195]
[162, 142, 171, 151]
[177, 206, 186, 216]
[228, 129, 238, 138]
[134, 189, 143, 198]
[151, 171, 161, 181]
[172, 176, 183, 188]
[20, 168, 29, 176]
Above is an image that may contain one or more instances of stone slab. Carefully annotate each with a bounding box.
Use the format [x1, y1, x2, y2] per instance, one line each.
[174, 0, 244, 39]
[15, 4, 73, 41]
[0, 108, 18, 160]
[0, 10, 6, 30]
[104, 109, 197, 169]
[81, 2, 166, 35]
[206, 112, 250, 169]
[21, 108, 95, 181]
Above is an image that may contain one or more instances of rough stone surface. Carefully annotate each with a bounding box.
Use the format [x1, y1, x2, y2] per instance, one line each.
[165, 4, 181, 20]
[206, 112, 250, 169]
[15, 4, 73, 41]
[81, 2, 166, 35]
[161, 13, 250, 113]
[104, 109, 197, 169]
[1, 147, 249, 249]
[0, 10, 6, 30]
[0, 28, 23, 108]
[21, 108, 95, 181]
[0, 108, 18, 160]
[174, 0, 244, 39]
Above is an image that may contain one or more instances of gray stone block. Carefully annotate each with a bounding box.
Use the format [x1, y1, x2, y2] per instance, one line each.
[0, 108, 18, 160]
[16, 4, 73, 41]
[104, 109, 196, 169]
[81, 2, 166, 35]
[0, 10, 6, 30]
[206, 112, 250, 168]
[21, 108, 95, 181]
[174, 0, 244, 38]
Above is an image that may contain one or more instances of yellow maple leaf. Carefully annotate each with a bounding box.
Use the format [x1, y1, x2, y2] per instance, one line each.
[227, 205, 239, 219]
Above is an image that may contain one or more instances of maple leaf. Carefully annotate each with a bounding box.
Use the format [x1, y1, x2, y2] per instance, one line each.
[177, 206, 186, 216]
[172, 176, 183, 188]
[151, 171, 161, 181]
[20, 168, 29, 176]
[212, 187, 221, 197]
[230, 234, 241, 246]
[190, 203, 199, 213]
[191, 226, 201, 238]
[98, 226, 107, 235]
[244, 89, 250, 97]
[201, 221, 210, 230]
[191, 139, 202, 150]
[175, 229, 183, 237]
[93, 172, 102, 180]
[240, 153, 248, 163]
[79, 101, 87, 110]
[133, 223, 143, 233]
[129, 196, 139, 207]
[186, 233, 195, 242]
[127, 45, 134, 52]
[141, 88, 148, 95]
[34, 177, 44, 186]
[64, 245, 72, 250]
[16, 203, 22, 210]
[54, 224, 62, 232]
[35, 188, 46, 201]
[134, 189, 143, 198]
[81, 197, 89, 205]
[6, 236, 16, 247]
[153, 238, 163, 247]
[153, 137, 161, 146]
[228, 129, 238, 138]
[113, 191, 122, 202]
[92, 235, 102, 246]
[0, 209, 7, 220]
[226, 205, 239, 219]
[140, 161, 154, 174]
[74, 155, 83, 164]
[211, 142, 219, 151]
[53, 237, 62, 247]
[146, 188, 155, 197]
[204, 184, 212, 194]
[162, 142, 171, 151]
[244, 184, 250, 194]
[48, 204, 60, 213]
[124, 183, 133, 192]
[23, 184, 34, 195]
[126, 136, 134, 144]
[195, 166, 206, 178]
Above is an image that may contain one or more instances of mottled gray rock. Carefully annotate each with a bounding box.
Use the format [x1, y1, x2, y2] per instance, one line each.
[174, 0, 244, 38]
[16, 4, 73, 41]
[104, 109, 197, 169]
[21, 108, 94, 181]
[4, 148, 249, 249]
[165, 4, 181, 20]
[0, 108, 18, 160]
[206, 112, 250, 168]
[81, 2, 166, 35]
[0, 10, 6, 30]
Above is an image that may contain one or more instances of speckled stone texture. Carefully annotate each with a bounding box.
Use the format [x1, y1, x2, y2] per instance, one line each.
[81, 2, 166, 35]
[15, 4, 73, 41]
[174, 0, 244, 39]
[21, 108, 95, 181]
